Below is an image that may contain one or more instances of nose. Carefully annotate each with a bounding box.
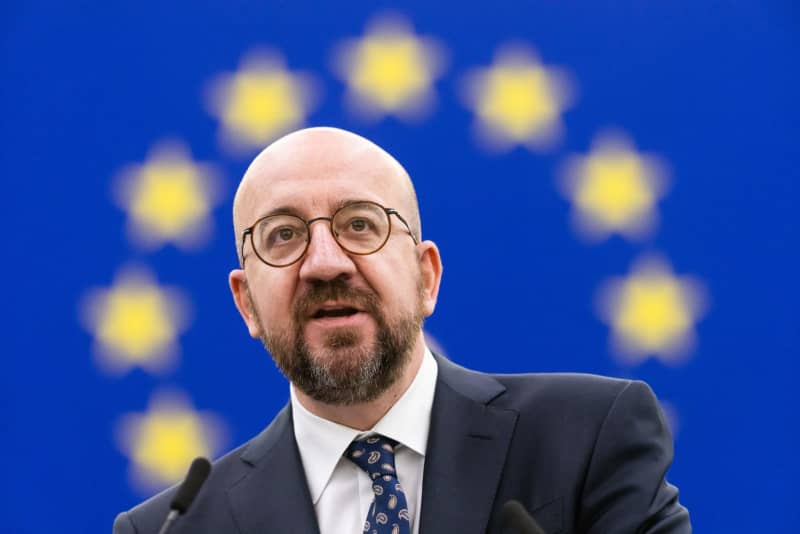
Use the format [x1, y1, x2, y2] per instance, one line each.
[298, 220, 357, 282]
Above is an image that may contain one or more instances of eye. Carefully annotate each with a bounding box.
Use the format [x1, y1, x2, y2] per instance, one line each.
[332, 203, 387, 245]
[277, 227, 295, 241]
[349, 218, 369, 232]
[267, 225, 304, 247]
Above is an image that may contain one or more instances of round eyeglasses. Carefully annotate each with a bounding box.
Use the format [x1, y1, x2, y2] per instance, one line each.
[241, 201, 419, 267]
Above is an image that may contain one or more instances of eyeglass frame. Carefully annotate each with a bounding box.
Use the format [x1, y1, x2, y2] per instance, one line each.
[240, 200, 419, 268]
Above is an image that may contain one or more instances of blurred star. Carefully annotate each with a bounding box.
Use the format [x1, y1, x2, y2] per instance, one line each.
[559, 130, 668, 241]
[206, 49, 319, 153]
[116, 390, 226, 492]
[332, 13, 446, 121]
[80, 266, 190, 375]
[461, 43, 574, 152]
[597, 255, 707, 365]
[113, 140, 222, 250]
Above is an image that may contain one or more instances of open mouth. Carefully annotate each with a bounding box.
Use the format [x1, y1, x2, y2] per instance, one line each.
[311, 306, 361, 319]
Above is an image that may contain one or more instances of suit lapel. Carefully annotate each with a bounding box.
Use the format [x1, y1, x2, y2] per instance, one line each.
[226, 406, 321, 534]
[419, 357, 518, 534]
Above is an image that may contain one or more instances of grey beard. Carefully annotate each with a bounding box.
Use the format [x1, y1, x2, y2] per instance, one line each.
[262, 312, 419, 405]
[250, 278, 423, 405]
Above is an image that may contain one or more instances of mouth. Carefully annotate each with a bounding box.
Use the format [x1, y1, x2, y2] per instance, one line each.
[309, 303, 364, 321]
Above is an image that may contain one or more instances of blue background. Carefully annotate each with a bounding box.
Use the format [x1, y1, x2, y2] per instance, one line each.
[2, 1, 797, 532]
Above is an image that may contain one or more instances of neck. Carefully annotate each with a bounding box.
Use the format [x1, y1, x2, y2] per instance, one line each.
[294, 336, 426, 430]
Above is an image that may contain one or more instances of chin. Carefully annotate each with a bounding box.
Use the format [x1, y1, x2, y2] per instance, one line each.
[301, 323, 368, 352]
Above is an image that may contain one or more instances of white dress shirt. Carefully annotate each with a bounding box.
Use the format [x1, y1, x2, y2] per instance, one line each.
[290, 348, 438, 534]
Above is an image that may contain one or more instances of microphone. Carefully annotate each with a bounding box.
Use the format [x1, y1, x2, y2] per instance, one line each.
[157, 457, 212, 534]
[502, 500, 546, 534]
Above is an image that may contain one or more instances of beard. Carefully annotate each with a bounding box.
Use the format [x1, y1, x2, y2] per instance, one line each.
[249, 277, 424, 405]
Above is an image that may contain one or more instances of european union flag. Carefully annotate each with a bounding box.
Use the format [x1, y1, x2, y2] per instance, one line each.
[2, 1, 797, 532]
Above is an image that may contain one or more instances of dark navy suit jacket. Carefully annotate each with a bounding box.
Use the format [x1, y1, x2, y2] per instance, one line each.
[113, 356, 691, 533]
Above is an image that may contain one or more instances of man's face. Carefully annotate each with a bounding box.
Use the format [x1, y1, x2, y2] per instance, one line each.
[230, 131, 440, 405]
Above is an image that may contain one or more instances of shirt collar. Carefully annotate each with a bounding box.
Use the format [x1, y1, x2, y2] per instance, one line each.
[291, 347, 438, 504]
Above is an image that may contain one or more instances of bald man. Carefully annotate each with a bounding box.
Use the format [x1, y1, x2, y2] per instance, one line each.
[114, 128, 691, 534]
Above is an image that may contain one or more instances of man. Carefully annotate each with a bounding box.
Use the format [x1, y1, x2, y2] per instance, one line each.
[114, 127, 691, 533]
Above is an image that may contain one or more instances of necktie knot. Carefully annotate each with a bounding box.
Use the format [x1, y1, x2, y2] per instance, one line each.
[346, 435, 399, 478]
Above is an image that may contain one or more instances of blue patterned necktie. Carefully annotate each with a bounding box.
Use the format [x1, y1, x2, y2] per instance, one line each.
[345, 435, 412, 534]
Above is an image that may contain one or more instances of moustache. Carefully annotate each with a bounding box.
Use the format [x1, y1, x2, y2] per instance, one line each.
[293, 278, 381, 324]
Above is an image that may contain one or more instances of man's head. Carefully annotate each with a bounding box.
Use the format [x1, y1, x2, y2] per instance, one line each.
[229, 127, 442, 405]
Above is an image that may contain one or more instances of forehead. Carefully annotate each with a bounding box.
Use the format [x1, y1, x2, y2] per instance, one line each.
[238, 134, 410, 222]
[258, 174, 397, 215]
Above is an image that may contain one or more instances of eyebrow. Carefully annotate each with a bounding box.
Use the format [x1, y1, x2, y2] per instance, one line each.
[257, 205, 303, 219]
[255, 198, 376, 220]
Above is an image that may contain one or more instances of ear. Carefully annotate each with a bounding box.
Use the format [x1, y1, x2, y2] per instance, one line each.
[229, 269, 263, 338]
[417, 240, 443, 317]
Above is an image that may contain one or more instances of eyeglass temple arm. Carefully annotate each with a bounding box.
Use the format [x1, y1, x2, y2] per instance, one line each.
[387, 209, 418, 244]
[240, 228, 253, 266]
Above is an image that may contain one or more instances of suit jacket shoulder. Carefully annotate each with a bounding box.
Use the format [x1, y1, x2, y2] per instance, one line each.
[432, 357, 690, 533]
[113, 405, 320, 534]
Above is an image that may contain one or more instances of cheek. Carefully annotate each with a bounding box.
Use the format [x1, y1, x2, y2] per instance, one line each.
[250, 271, 299, 324]
[362, 258, 422, 312]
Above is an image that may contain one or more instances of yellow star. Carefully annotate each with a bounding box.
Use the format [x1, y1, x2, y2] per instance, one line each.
[116, 390, 226, 491]
[80, 267, 190, 375]
[598, 256, 707, 364]
[559, 131, 668, 240]
[461, 44, 573, 151]
[332, 13, 446, 120]
[113, 140, 221, 250]
[206, 50, 318, 152]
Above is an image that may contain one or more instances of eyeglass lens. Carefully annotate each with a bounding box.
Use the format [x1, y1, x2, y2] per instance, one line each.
[252, 202, 391, 265]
